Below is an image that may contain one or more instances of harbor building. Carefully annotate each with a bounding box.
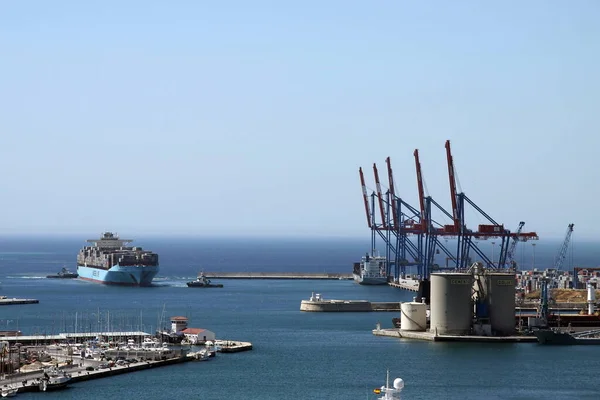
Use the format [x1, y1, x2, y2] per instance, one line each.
[168, 316, 215, 344]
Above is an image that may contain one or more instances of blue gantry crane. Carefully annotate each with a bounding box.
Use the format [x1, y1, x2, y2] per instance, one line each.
[506, 221, 525, 269]
[555, 223, 574, 270]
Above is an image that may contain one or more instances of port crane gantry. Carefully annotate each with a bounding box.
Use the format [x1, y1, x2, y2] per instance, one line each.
[555, 223, 574, 270]
[357, 139, 539, 285]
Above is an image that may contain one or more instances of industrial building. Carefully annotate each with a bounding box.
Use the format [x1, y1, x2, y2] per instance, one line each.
[396, 264, 517, 337]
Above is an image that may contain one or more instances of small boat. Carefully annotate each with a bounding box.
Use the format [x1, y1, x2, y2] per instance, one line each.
[534, 328, 600, 345]
[1, 386, 17, 397]
[46, 267, 78, 279]
[186, 273, 223, 288]
[188, 348, 210, 361]
[38, 367, 71, 391]
[372, 370, 404, 400]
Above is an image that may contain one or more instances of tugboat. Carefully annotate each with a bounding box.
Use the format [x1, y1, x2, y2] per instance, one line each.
[186, 272, 223, 288]
[46, 267, 78, 279]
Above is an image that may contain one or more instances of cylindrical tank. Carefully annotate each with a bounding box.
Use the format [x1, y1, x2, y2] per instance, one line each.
[400, 301, 427, 331]
[429, 273, 474, 335]
[587, 283, 596, 315]
[483, 273, 516, 336]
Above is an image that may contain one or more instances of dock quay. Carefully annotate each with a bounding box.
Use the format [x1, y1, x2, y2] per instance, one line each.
[204, 272, 352, 280]
[372, 327, 537, 343]
[388, 278, 421, 292]
[300, 293, 400, 312]
[219, 340, 253, 352]
[0, 331, 153, 345]
[0, 297, 39, 306]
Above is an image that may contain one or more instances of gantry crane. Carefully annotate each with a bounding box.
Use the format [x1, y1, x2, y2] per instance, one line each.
[506, 221, 525, 268]
[555, 223, 574, 270]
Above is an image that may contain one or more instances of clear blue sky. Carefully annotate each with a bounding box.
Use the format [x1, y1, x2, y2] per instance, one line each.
[1, 1, 598, 239]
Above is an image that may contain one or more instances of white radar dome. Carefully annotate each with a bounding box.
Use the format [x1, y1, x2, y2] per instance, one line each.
[393, 378, 404, 390]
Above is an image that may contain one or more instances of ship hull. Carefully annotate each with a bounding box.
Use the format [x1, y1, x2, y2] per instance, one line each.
[534, 329, 600, 345]
[77, 264, 158, 286]
[353, 273, 388, 285]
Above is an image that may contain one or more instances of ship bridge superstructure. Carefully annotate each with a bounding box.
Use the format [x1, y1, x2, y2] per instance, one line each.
[86, 232, 134, 249]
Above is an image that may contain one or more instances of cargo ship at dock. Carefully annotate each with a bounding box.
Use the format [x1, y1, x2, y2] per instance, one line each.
[353, 253, 388, 285]
[77, 232, 159, 286]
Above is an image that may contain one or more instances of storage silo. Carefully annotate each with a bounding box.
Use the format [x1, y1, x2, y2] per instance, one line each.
[400, 301, 427, 331]
[484, 273, 516, 336]
[429, 273, 474, 335]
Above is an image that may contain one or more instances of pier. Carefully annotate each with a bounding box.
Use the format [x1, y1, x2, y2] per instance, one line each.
[203, 272, 352, 280]
[372, 328, 537, 343]
[0, 297, 39, 306]
[300, 293, 401, 312]
[388, 278, 421, 292]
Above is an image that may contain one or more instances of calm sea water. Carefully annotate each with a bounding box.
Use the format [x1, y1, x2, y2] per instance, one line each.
[1, 236, 600, 399]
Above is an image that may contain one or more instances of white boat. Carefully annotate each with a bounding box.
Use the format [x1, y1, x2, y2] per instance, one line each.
[353, 253, 388, 285]
[188, 348, 210, 361]
[373, 370, 404, 399]
[204, 341, 217, 357]
[38, 367, 71, 391]
[1, 386, 17, 397]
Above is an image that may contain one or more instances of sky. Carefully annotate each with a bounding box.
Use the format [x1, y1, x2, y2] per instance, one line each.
[0, 1, 599, 239]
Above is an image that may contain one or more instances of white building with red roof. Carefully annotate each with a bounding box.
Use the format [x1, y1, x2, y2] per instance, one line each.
[181, 327, 215, 344]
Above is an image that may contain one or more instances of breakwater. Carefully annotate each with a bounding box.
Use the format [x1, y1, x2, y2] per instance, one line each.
[372, 327, 537, 343]
[300, 298, 401, 312]
[0, 297, 39, 305]
[203, 272, 352, 280]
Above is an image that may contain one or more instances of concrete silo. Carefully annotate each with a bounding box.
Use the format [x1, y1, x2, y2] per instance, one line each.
[484, 272, 516, 336]
[429, 273, 474, 335]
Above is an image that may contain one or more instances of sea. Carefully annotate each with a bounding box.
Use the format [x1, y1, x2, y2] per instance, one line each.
[1, 235, 600, 400]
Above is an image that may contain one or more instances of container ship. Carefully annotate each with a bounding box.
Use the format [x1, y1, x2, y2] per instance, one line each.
[76, 232, 159, 286]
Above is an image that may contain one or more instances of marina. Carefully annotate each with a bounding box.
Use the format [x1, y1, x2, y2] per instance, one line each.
[0, 339, 253, 395]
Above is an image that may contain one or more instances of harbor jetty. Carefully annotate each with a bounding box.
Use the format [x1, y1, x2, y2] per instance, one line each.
[204, 272, 352, 280]
[372, 327, 537, 343]
[300, 293, 401, 312]
[0, 296, 39, 305]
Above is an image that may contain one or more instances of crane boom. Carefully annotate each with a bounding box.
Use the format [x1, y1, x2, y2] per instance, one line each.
[373, 163, 387, 230]
[555, 223, 574, 270]
[413, 149, 427, 232]
[445, 140, 460, 230]
[385, 157, 398, 230]
[506, 221, 525, 266]
[359, 168, 372, 228]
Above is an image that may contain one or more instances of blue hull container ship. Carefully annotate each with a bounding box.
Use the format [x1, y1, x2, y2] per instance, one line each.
[76, 232, 159, 286]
